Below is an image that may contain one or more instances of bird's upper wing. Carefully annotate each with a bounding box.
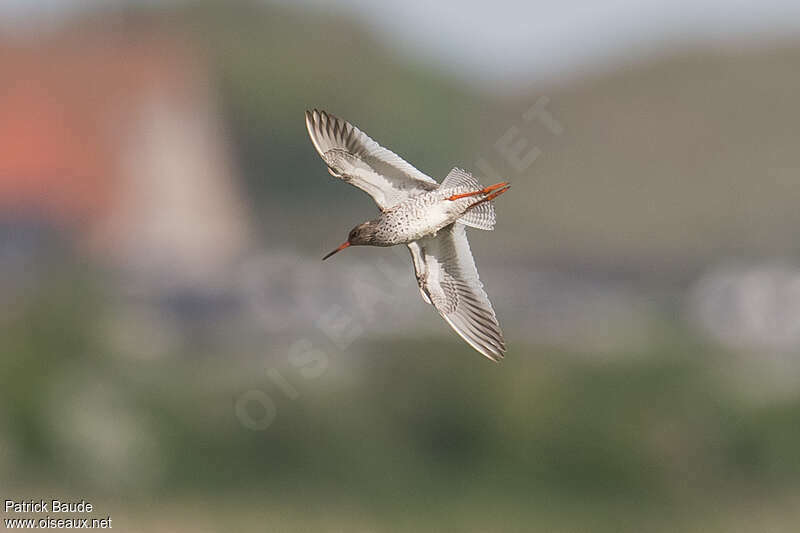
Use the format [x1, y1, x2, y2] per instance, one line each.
[305, 109, 438, 210]
[407, 223, 506, 361]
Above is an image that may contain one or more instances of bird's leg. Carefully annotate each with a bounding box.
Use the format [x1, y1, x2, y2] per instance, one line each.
[468, 184, 510, 208]
[446, 181, 509, 201]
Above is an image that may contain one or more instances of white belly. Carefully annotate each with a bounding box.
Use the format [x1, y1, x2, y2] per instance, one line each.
[376, 192, 468, 244]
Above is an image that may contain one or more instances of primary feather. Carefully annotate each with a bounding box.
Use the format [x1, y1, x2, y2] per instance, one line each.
[305, 109, 437, 210]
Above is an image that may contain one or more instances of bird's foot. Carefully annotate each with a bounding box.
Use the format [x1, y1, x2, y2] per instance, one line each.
[447, 181, 509, 201]
[468, 184, 510, 207]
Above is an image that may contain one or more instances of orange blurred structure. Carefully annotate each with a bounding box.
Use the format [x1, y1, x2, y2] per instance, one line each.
[0, 24, 251, 283]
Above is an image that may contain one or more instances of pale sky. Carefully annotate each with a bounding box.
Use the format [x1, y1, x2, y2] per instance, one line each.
[4, 0, 800, 85]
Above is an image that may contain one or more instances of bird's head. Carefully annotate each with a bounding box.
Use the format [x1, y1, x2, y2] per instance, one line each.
[322, 221, 379, 260]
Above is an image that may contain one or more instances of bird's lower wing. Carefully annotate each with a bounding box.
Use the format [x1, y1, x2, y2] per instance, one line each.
[407, 223, 506, 361]
[305, 109, 438, 211]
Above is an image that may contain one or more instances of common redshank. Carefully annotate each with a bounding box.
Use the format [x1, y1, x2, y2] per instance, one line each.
[305, 109, 509, 361]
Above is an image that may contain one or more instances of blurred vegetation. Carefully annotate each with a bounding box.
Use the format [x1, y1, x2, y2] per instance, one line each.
[4, 1, 800, 531]
[4, 262, 800, 531]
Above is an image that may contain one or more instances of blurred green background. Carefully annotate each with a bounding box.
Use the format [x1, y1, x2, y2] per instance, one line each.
[2, 1, 800, 531]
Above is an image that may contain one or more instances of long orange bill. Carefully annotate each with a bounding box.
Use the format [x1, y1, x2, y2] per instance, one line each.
[322, 241, 351, 261]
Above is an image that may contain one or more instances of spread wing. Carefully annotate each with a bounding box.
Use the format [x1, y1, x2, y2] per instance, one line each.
[408, 223, 506, 361]
[305, 109, 438, 210]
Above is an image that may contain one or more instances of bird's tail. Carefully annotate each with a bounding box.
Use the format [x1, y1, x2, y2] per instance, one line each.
[441, 168, 505, 230]
[459, 200, 496, 230]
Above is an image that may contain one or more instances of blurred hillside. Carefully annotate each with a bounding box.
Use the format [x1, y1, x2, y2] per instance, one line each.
[164, 2, 800, 278]
[3, 2, 800, 532]
[19, 1, 795, 279]
[501, 45, 800, 274]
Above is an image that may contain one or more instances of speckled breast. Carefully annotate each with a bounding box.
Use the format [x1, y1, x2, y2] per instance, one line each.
[373, 188, 477, 245]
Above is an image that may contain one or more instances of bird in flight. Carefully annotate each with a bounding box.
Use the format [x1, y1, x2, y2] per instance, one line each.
[305, 109, 509, 361]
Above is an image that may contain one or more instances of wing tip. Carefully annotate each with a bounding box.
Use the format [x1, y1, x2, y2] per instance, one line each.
[442, 313, 506, 362]
[476, 342, 506, 363]
[305, 108, 331, 157]
[305, 108, 351, 156]
[305, 108, 336, 126]
[304, 108, 320, 127]
[482, 347, 505, 363]
[480, 339, 506, 362]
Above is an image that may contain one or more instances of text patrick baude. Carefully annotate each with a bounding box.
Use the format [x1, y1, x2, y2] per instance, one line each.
[4, 499, 112, 529]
